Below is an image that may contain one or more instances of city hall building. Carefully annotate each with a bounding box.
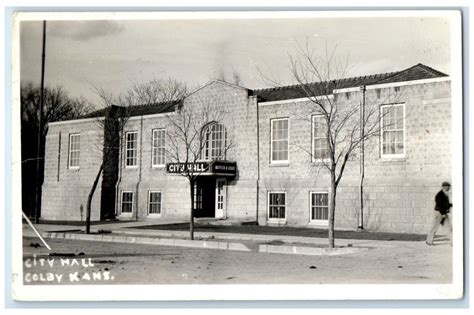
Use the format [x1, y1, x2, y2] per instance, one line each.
[41, 64, 451, 233]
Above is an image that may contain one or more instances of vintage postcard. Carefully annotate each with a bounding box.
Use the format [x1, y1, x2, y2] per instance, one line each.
[11, 10, 463, 301]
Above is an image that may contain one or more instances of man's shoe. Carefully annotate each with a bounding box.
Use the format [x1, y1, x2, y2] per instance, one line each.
[426, 241, 434, 246]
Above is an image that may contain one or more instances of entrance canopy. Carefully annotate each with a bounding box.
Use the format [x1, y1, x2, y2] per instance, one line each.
[166, 160, 237, 178]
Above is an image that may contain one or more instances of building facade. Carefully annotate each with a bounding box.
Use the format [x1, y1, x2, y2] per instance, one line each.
[41, 64, 451, 233]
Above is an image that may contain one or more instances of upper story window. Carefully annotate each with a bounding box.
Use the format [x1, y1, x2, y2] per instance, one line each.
[312, 115, 329, 161]
[152, 129, 166, 167]
[125, 131, 138, 167]
[203, 123, 227, 160]
[381, 104, 405, 157]
[270, 118, 289, 164]
[68, 133, 81, 169]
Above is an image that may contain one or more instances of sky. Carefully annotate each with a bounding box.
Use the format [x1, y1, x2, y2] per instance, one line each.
[19, 15, 452, 103]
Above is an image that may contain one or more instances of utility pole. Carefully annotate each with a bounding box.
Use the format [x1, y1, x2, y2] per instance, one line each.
[358, 85, 366, 230]
[34, 20, 46, 224]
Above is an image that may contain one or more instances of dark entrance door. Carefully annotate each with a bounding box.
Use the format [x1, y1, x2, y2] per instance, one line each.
[194, 176, 216, 218]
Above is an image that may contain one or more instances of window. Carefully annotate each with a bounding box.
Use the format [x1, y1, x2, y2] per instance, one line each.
[152, 129, 166, 167]
[203, 123, 227, 160]
[121, 191, 133, 214]
[68, 133, 81, 168]
[310, 192, 329, 222]
[270, 118, 289, 163]
[194, 184, 203, 210]
[125, 131, 138, 167]
[268, 192, 286, 220]
[381, 104, 405, 157]
[148, 191, 162, 215]
[312, 115, 329, 160]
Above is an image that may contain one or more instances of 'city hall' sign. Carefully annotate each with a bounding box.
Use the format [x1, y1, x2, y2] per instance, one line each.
[166, 162, 210, 173]
[166, 161, 237, 177]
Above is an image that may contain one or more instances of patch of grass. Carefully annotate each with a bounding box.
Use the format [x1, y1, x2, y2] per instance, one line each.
[130, 223, 426, 242]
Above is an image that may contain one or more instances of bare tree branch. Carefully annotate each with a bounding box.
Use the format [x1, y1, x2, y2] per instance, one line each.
[286, 41, 405, 248]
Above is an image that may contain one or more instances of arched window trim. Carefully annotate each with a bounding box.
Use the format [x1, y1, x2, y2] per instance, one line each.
[203, 123, 227, 160]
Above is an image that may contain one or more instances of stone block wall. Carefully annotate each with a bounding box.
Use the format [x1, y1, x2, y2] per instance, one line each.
[42, 119, 103, 221]
[257, 80, 451, 233]
[41, 78, 452, 233]
[115, 81, 259, 221]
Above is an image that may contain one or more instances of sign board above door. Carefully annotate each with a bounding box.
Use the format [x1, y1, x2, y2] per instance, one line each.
[166, 161, 237, 178]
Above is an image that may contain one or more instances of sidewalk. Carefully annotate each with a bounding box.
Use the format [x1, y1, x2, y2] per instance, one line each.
[22, 219, 443, 257]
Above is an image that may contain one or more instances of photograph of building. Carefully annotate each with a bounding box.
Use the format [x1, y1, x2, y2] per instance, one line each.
[41, 63, 451, 234]
[13, 11, 463, 300]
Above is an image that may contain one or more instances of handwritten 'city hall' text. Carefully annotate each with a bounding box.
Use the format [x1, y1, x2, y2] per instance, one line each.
[24, 254, 115, 284]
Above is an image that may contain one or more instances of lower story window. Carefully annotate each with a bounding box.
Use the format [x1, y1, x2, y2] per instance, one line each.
[268, 192, 286, 220]
[311, 192, 329, 221]
[148, 191, 162, 215]
[121, 191, 133, 214]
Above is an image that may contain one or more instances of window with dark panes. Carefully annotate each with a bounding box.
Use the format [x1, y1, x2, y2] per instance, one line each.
[121, 191, 133, 214]
[268, 192, 286, 219]
[148, 191, 162, 215]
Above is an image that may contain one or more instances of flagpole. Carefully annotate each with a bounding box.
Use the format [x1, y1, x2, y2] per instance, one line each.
[34, 20, 46, 224]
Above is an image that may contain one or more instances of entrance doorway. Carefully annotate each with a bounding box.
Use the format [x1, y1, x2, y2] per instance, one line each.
[194, 177, 226, 218]
[194, 177, 215, 218]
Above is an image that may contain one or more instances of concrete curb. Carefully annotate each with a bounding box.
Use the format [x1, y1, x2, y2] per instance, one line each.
[23, 230, 368, 256]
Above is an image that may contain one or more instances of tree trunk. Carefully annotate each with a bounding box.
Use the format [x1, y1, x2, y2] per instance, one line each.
[86, 164, 103, 234]
[189, 179, 195, 240]
[328, 172, 337, 248]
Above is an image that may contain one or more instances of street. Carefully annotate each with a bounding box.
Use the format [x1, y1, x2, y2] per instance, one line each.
[21, 236, 452, 285]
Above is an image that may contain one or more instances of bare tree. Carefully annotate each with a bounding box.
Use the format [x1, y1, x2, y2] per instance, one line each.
[165, 101, 233, 240]
[288, 43, 403, 248]
[85, 79, 188, 233]
[210, 67, 243, 86]
[21, 82, 93, 219]
[85, 87, 128, 233]
[128, 78, 188, 105]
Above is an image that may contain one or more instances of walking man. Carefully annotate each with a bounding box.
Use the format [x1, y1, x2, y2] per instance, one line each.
[426, 181, 452, 245]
